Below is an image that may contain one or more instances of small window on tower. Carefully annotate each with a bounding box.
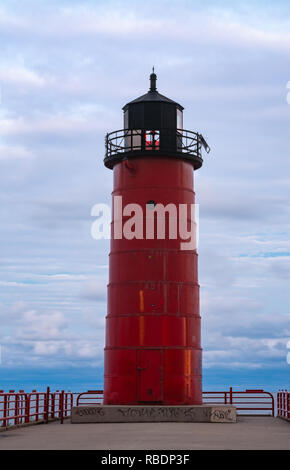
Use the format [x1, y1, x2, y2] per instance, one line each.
[146, 200, 156, 210]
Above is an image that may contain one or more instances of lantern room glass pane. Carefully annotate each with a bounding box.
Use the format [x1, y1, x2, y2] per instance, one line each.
[145, 130, 160, 150]
[177, 109, 183, 131]
[124, 129, 141, 151]
[124, 110, 129, 129]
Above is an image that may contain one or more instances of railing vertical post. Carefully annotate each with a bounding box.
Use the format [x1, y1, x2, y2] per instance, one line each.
[35, 393, 39, 422]
[51, 393, 55, 419]
[24, 394, 30, 424]
[44, 386, 50, 424]
[229, 387, 233, 405]
[19, 393, 23, 424]
[60, 390, 64, 424]
[15, 394, 19, 426]
[271, 393, 274, 417]
[8, 394, 11, 426]
[65, 393, 68, 417]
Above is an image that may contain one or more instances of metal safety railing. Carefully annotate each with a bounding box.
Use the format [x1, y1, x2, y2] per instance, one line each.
[0, 387, 77, 428]
[76, 390, 103, 406]
[0, 386, 279, 428]
[105, 128, 210, 163]
[76, 388, 275, 416]
[203, 388, 275, 416]
[277, 390, 290, 419]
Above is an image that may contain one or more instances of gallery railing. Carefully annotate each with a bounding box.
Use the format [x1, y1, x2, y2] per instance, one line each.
[104, 128, 210, 168]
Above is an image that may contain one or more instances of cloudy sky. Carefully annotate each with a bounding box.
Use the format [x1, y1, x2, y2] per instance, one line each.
[0, 0, 290, 391]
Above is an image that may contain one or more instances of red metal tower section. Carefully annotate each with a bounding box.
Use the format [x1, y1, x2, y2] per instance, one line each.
[103, 72, 209, 405]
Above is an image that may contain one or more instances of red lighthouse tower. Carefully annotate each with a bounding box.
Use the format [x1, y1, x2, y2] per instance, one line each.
[103, 71, 210, 406]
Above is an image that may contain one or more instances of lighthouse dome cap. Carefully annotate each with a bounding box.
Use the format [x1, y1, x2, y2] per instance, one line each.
[123, 69, 184, 111]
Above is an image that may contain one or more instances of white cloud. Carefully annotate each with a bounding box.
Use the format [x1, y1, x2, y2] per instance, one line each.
[44, 274, 88, 281]
[17, 309, 68, 340]
[32, 339, 100, 359]
[81, 280, 107, 301]
[0, 145, 34, 160]
[0, 114, 109, 137]
[0, 64, 46, 87]
[0, 2, 289, 53]
[0, 281, 28, 287]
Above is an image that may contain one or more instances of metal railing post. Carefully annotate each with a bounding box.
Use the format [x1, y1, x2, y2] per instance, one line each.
[45, 386, 50, 424]
[14, 393, 19, 426]
[24, 394, 30, 424]
[64, 392, 68, 417]
[60, 390, 64, 424]
[36, 393, 39, 422]
[51, 392, 55, 419]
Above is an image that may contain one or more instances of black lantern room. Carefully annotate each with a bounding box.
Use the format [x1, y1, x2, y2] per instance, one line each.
[104, 70, 210, 169]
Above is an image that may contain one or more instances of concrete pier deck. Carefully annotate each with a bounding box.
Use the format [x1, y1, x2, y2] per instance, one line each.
[0, 416, 289, 450]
